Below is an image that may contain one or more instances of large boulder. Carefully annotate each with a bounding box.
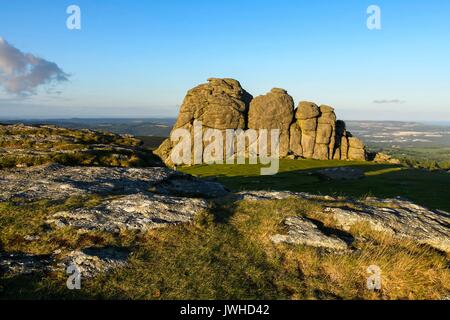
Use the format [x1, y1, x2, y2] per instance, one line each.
[154, 79, 368, 164]
[248, 88, 294, 157]
[155, 78, 253, 165]
[347, 137, 367, 161]
[174, 78, 252, 130]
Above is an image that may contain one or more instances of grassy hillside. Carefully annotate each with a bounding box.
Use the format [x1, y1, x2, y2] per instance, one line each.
[0, 124, 162, 168]
[180, 159, 450, 212]
[1, 196, 449, 300]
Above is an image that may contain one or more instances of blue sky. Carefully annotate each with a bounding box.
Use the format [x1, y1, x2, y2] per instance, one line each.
[0, 0, 449, 120]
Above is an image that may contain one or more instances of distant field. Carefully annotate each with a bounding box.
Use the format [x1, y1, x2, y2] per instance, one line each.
[180, 159, 450, 211]
[137, 136, 167, 150]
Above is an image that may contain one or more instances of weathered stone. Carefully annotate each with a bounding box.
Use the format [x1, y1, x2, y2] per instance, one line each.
[373, 152, 401, 164]
[58, 247, 130, 278]
[47, 193, 208, 233]
[348, 137, 365, 149]
[301, 131, 316, 159]
[153, 80, 369, 163]
[325, 199, 450, 252]
[312, 144, 329, 160]
[295, 101, 320, 120]
[340, 136, 349, 160]
[271, 216, 349, 251]
[155, 78, 253, 165]
[0, 253, 52, 275]
[237, 191, 450, 252]
[348, 147, 366, 161]
[315, 123, 333, 145]
[248, 88, 294, 157]
[289, 122, 303, 156]
[318, 107, 337, 125]
[0, 164, 228, 202]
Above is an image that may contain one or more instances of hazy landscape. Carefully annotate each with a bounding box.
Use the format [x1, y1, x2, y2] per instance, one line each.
[1, 0, 449, 305]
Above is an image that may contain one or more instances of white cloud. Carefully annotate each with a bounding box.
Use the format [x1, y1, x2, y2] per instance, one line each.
[0, 37, 69, 96]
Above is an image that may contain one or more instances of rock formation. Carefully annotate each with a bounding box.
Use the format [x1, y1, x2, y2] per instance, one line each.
[155, 78, 367, 165]
[155, 78, 253, 166]
[248, 88, 294, 157]
[238, 191, 450, 253]
[1, 166, 448, 279]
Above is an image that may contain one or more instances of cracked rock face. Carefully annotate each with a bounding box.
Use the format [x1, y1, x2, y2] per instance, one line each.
[154, 78, 367, 165]
[47, 193, 208, 233]
[0, 164, 228, 202]
[325, 200, 450, 252]
[271, 216, 349, 251]
[238, 191, 450, 252]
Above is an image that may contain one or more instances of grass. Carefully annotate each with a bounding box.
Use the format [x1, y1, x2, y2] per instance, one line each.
[0, 125, 161, 169]
[1, 197, 449, 300]
[1, 155, 449, 299]
[180, 159, 450, 212]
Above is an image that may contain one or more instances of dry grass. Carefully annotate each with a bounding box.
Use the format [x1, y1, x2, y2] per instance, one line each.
[1, 197, 449, 300]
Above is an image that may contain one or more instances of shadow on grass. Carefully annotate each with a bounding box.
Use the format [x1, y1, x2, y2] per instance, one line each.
[190, 162, 450, 212]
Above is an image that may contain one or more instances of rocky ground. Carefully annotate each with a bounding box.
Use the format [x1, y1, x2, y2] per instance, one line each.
[0, 124, 162, 168]
[1, 164, 448, 285]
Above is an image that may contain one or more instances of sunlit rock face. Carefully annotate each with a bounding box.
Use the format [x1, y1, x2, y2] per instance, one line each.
[155, 78, 367, 165]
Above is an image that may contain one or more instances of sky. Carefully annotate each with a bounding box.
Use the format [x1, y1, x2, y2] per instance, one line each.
[0, 0, 449, 121]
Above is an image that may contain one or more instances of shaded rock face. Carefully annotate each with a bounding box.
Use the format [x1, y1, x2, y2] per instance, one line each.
[0, 253, 53, 275]
[155, 78, 366, 165]
[58, 247, 130, 279]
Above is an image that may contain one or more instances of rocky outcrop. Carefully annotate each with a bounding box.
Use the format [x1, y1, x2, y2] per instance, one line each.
[0, 253, 53, 275]
[0, 124, 162, 168]
[155, 78, 253, 165]
[373, 152, 401, 164]
[155, 78, 367, 165]
[0, 164, 228, 202]
[47, 193, 208, 233]
[238, 191, 450, 253]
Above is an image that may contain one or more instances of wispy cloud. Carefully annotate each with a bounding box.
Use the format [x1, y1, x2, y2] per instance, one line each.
[373, 99, 405, 104]
[0, 37, 69, 96]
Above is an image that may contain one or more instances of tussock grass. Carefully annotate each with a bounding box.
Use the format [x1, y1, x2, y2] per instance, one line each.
[2, 197, 447, 300]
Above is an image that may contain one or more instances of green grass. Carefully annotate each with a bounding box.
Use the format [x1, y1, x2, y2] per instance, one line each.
[180, 159, 450, 212]
[1, 198, 449, 300]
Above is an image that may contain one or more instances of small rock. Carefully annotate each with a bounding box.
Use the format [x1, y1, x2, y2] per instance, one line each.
[271, 216, 349, 251]
[59, 247, 130, 278]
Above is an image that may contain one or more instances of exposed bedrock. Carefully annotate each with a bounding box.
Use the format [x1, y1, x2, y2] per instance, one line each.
[155, 78, 367, 165]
